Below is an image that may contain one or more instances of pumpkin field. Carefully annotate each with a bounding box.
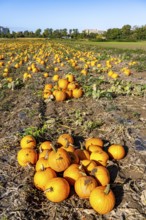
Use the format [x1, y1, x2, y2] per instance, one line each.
[0, 38, 146, 220]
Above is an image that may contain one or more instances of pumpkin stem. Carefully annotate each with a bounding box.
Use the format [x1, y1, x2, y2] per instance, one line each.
[79, 141, 85, 150]
[44, 186, 53, 193]
[41, 164, 45, 171]
[104, 184, 110, 195]
[44, 150, 49, 160]
[50, 143, 57, 152]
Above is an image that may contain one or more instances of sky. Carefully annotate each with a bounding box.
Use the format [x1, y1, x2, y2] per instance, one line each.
[0, 0, 146, 32]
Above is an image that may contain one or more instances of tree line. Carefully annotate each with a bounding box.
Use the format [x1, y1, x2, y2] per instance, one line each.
[1, 25, 146, 41]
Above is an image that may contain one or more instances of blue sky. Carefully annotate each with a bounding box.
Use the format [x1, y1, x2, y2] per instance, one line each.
[0, 0, 146, 32]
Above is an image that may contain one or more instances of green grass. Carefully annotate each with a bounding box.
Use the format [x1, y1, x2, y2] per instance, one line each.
[74, 40, 146, 51]
[60, 40, 146, 51]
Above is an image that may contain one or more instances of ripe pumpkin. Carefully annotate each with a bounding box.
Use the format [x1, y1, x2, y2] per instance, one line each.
[108, 144, 126, 160]
[34, 168, 57, 191]
[57, 133, 74, 147]
[91, 166, 110, 186]
[90, 150, 109, 166]
[75, 176, 97, 199]
[39, 149, 51, 159]
[89, 184, 115, 214]
[67, 82, 77, 90]
[66, 74, 75, 82]
[48, 146, 71, 172]
[88, 145, 103, 153]
[55, 90, 66, 102]
[75, 148, 90, 160]
[35, 157, 50, 171]
[61, 144, 75, 152]
[40, 141, 52, 150]
[58, 78, 69, 90]
[81, 160, 97, 174]
[52, 74, 59, 81]
[17, 148, 38, 167]
[20, 135, 36, 149]
[72, 88, 83, 98]
[63, 164, 85, 185]
[85, 137, 103, 149]
[44, 177, 70, 202]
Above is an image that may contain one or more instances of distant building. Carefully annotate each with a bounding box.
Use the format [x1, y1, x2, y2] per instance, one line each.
[83, 29, 105, 35]
[0, 26, 10, 34]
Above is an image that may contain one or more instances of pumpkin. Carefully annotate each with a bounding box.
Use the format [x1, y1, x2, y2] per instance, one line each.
[89, 184, 115, 214]
[66, 74, 75, 82]
[57, 133, 74, 147]
[91, 166, 110, 186]
[88, 145, 103, 153]
[35, 157, 50, 171]
[40, 141, 52, 150]
[20, 135, 36, 149]
[63, 164, 85, 185]
[75, 176, 97, 199]
[34, 167, 57, 191]
[67, 82, 77, 90]
[17, 148, 38, 167]
[39, 149, 51, 159]
[58, 78, 69, 90]
[44, 84, 53, 91]
[61, 144, 75, 152]
[85, 137, 103, 149]
[55, 90, 67, 101]
[44, 177, 70, 202]
[90, 150, 109, 166]
[81, 160, 97, 174]
[48, 146, 71, 172]
[108, 144, 126, 160]
[72, 88, 83, 98]
[75, 144, 90, 161]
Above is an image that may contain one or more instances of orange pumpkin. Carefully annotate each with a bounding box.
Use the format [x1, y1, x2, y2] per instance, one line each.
[89, 184, 115, 214]
[88, 145, 103, 153]
[66, 74, 75, 82]
[108, 144, 126, 160]
[55, 90, 66, 101]
[44, 177, 70, 202]
[85, 137, 103, 149]
[75, 148, 90, 160]
[35, 157, 50, 171]
[63, 164, 85, 185]
[39, 149, 51, 159]
[61, 144, 75, 152]
[34, 168, 57, 191]
[20, 135, 36, 149]
[48, 146, 71, 172]
[17, 148, 38, 167]
[57, 133, 74, 147]
[90, 150, 109, 166]
[58, 78, 69, 90]
[91, 166, 110, 186]
[40, 141, 52, 150]
[75, 176, 97, 199]
[81, 160, 97, 174]
[72, 88, 83, 98]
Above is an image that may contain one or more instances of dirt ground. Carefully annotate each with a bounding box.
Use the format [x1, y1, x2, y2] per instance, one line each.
[0, 40, 146, 220]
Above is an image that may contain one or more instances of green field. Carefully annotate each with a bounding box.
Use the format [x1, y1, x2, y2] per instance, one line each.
[77, 40, 146, 51]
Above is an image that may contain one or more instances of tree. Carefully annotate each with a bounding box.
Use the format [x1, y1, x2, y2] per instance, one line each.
[35, 29, 42, 37]
[105, 28, 122, 40]
[121, 25, 131, 39]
